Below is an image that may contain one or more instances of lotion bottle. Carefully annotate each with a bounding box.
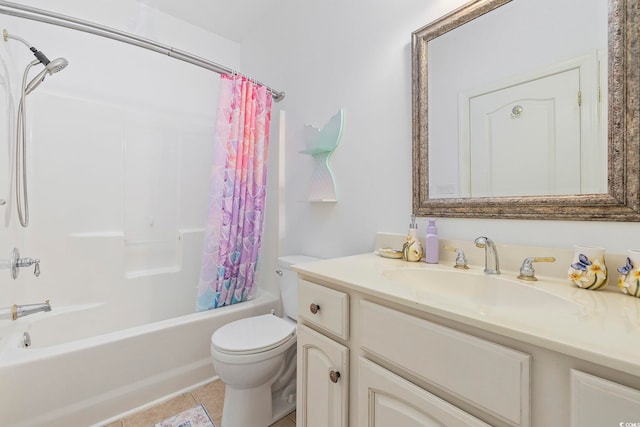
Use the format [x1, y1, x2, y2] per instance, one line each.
[425, 219, 439, 263]
[403, 216, 423, 262]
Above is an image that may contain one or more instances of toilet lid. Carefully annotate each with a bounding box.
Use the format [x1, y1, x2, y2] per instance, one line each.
[212, 314, 296, 354]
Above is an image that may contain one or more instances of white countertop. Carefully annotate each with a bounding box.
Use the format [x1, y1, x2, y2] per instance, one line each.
[292, 252, 640, 377]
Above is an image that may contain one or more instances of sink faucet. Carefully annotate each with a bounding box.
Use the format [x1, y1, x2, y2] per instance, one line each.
[474, 236, 500, 274]
[0, 300, 51, 320]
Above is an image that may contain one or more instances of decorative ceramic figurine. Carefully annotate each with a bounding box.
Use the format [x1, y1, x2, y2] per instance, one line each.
[403, 235, 423, 262]
[616, 250, 640, 298]
[568, 245, 608, 290]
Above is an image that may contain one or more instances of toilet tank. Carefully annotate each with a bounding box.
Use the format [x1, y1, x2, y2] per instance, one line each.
[277, 255, 321, 321]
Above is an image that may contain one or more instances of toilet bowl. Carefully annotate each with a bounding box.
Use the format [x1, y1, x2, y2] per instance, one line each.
[210, 255, 320, 427]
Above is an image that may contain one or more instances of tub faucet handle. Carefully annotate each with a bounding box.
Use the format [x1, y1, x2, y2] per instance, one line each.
[1, 248, 40, 279]
[16, 255, 40, 277]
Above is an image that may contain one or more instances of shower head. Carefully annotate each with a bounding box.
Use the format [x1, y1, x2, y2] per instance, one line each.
[47, 57, 68, 74]
[3, 29, 69, 94]
[25, 58, 69, 95]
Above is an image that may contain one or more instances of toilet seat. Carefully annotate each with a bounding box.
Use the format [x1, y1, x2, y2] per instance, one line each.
[212, 314, 296, 355]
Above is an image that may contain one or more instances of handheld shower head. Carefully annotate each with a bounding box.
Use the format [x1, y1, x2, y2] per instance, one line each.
[25, 58, 69, 95]
[3, 29, 69, 94]
[5, 29, 69, 227]
[47, 57, 68, 74]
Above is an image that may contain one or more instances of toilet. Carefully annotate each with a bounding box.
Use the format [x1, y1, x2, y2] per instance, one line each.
[210, 255, 320, 427]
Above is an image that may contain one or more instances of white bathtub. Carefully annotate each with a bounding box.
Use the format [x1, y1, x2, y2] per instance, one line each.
[0, 290, 279, 427]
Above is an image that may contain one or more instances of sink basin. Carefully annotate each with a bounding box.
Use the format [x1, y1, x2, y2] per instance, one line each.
[381, 268, 578, 314]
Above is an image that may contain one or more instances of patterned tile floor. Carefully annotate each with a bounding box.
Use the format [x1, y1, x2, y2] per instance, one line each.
[102, 380, 295, 427]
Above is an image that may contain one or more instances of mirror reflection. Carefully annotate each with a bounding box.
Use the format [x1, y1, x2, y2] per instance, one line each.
[412, 0, 640, 221]
[427, 0, 608, 198]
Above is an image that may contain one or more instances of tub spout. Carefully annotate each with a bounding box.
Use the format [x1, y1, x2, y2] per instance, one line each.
[0, 300, 51, 320]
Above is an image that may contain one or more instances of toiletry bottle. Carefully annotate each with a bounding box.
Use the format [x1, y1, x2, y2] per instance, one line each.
[425, 219, 439, 264]
[403, 216, 423, 262]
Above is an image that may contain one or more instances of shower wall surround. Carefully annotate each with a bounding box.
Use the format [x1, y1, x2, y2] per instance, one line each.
[0, 2, 286, 322]
[240, 0, 640, 259]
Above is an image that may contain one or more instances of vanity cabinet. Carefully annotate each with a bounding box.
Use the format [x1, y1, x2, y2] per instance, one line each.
[296, 277, 528, 426]
[295, 271, 640, 427]
[296, 279, 350, 427]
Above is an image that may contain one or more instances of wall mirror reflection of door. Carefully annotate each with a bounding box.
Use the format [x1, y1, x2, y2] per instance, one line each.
[458, 53, 605, 198]
[426, 0, 608, 200]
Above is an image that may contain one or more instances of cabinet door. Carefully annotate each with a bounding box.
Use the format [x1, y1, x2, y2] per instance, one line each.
[359, 358, 490, 427]
[297, 324, 349, 427]
[571, 370, 640, 427]
[360, 300, 530, 426]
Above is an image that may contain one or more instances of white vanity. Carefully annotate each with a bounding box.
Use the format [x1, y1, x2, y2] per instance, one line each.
[293, 242, 640, 427]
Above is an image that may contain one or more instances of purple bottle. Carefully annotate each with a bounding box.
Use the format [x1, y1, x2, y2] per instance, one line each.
[425, 219, 439, 264]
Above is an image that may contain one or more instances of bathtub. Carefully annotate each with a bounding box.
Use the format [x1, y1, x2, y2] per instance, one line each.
[0, 290, 280, 427]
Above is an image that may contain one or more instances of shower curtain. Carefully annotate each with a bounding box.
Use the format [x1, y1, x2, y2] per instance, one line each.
[196, 74, 273, 311]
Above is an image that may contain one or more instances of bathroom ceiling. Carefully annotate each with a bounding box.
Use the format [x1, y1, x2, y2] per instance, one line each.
[144, 0, 284, 42]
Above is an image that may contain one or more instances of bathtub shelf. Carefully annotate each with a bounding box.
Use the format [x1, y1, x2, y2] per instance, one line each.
[300, 109, 343, 202]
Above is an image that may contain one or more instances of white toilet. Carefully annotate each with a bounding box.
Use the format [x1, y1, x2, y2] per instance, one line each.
[210, 255, 320, 427]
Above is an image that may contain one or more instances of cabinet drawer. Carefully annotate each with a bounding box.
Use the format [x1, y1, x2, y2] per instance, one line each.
[359, 357, 490, 427]
[360, 300, 530, 427]
[298, 279, 349, 339]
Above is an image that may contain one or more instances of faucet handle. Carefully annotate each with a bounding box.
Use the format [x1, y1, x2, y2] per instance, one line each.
[443, 245, 469, 269]
[518, 256, 556, 281]
[14, 253, 41, 278]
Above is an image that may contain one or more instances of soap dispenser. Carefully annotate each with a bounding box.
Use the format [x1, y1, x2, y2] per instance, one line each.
[425, 219, 439, 264]
[403, 216, 423, 262]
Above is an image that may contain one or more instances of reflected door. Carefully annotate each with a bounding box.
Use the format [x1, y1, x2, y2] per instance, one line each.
[466, 67, 581, 197]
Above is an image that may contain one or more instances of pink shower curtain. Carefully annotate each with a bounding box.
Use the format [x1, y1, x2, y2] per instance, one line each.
[196, 74, 273, 311]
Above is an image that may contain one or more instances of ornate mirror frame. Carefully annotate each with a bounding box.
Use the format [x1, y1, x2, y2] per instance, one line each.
[412, 0, 640, 221]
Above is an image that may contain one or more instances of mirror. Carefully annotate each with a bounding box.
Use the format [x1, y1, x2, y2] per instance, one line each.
[412, 0, 640, 221]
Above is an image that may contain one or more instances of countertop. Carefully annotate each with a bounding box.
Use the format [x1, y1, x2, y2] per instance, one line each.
[292, 252, 640, 377]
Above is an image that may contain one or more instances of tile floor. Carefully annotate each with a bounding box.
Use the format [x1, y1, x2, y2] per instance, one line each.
[102, 380, 295, 427]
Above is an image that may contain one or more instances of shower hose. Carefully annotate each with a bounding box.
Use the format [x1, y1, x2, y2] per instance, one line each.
[15, 59, 40, 227]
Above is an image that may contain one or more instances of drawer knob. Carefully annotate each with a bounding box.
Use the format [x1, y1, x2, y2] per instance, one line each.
[309, 303, 320, 314]
[329, 370, 341, 383]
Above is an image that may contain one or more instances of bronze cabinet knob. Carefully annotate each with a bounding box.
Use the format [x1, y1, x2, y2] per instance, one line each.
[329, 370, 341, 383]
[309, 303, 320, 314]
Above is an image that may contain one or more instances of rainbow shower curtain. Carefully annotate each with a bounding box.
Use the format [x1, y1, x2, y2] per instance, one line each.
[196, 74, 273, 311]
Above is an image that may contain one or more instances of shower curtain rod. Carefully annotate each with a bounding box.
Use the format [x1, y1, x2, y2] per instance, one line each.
[0, 0, 285, 101]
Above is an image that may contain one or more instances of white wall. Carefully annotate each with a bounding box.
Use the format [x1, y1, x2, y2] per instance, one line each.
[241, 0, 640, 260]
[0, 1, 245, 322]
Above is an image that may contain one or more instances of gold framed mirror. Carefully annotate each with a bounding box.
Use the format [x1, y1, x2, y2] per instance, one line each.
[412, 0, 639, 221]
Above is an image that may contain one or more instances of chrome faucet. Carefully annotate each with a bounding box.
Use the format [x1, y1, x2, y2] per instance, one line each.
[474, 236, 500, 274]
[0, 248, 40, 279]
[0, 300, 51, 320]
